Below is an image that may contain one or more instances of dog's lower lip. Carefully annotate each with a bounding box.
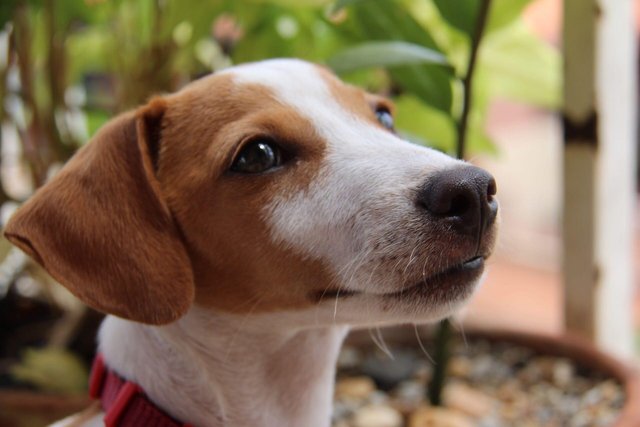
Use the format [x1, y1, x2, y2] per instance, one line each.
[383, 256, 484, 298]
[462, 256, 483, 269]
[313, 257, 485, 301]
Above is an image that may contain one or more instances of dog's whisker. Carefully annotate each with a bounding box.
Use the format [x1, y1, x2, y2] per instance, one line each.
[368, 327, 394, 360]
[333, 289, 340, 321]
[401, 243, 421, 287]
[413, 323, 435, 364]
[375, 326, 394, 360]
[451, 317, 468, 349]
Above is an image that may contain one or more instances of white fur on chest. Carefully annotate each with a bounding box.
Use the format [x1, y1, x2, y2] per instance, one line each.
[97, 311, 348, 427]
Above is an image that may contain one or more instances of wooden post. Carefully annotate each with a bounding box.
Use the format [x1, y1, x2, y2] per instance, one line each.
[563, 0, 637, 358]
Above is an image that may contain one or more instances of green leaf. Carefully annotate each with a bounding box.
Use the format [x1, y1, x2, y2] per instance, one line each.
[349, 0, 441, 50]
[487, 0, 533, 33]
[434, 0, 534, 37]
[394, 94, 455, 153]
[0, 0, 19, 29]
[86, 109, 111, 139]
[345, 0, 454, 112]
[433, 0, 477, 35]
[11, 348, 88, 395]
[390, 66, 453, 114]
[476, 22, 560, 108]
[327, 41, 449, 73]
[330, 0, 366, 14]
[467, 117, 497, 156]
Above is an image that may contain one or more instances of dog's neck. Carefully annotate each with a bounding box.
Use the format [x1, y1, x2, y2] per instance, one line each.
[98, 309, 349, 427]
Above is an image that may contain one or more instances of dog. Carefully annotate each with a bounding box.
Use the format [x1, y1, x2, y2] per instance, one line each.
[4, 59, 498, 427]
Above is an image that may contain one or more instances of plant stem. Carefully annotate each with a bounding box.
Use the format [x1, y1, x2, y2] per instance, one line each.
[427, 318, 451, 405]
[456, 0, 492, 160]
[429, 0, 493, 406]
[13, 2, 47, 187]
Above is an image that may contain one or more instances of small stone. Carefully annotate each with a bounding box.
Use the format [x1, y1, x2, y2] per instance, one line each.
[597, 380, 623, 402]
[336, 376, 376, 401]
[391, 380, 425, 414]
[332, 400, 359, 422]
[352, 404, 402, 427]
[414, 363, 433, 383]
[409, 406, 474, 427]
[361, 349, 421, 390]
[394, 380, 425, 403]
[552, 359, 575, 388]
[443, 382, 495, 418]
[469, 354, 495, 382]
[496, 379, 520, 402]
[447, 356, 472, 378]
[368, 390, 390, 405]
[338, 346, 363, 369]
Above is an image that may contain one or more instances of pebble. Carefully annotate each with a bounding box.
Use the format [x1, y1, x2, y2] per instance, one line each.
[443, 382, 495, 418]
[552, 358, 575, 388]
[338, 346, 363, 369]
[447, 356, 472, 378]
[335, 376, 376, 400]
[361, 349, 421, 390]
[408, 406, 474, 427]
[352, 404, 402, 427]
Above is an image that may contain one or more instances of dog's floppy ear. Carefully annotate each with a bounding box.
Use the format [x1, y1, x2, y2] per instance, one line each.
[4, 99, 195, 325]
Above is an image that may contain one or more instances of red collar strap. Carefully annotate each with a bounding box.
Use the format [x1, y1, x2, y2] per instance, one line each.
[89, 354, 193, 427]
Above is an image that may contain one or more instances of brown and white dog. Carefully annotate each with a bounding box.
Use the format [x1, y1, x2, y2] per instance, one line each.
[4, 59, 498, 427]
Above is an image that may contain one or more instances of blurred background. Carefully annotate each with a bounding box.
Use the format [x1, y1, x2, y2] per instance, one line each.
[0, 0, 636, 425]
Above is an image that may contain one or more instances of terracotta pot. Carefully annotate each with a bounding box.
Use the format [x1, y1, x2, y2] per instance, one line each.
[0, 389, 91, 427]
[345, 326, 640, 427]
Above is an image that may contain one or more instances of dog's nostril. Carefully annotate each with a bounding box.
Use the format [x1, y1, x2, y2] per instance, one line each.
[487, 177, 497, 202]
[448, 193, 472, 217]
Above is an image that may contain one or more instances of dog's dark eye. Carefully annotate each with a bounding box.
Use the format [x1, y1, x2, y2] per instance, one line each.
[375, 108, 394, 131]
[231, 140, 282, 173]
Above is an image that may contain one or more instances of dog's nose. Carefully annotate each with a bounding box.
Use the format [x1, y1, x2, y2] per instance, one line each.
[417, 165, 497, 236]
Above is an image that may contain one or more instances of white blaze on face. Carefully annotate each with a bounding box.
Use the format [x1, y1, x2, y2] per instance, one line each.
[229, 59, 461, 292]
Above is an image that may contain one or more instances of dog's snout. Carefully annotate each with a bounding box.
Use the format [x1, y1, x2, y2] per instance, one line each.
[417, 165, 497, 236]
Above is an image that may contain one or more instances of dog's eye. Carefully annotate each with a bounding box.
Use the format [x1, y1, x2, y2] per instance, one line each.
[375, 108, 394, 131]
[231, 139, 282, 173]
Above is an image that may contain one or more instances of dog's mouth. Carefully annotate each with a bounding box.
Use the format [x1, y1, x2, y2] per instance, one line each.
[314, 256, 485, 301]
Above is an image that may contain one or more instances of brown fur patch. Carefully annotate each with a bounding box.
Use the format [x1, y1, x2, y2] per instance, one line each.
[317, 67, 396, 131]
[5, 107, 194, 325]
[155, 73, 336, 313]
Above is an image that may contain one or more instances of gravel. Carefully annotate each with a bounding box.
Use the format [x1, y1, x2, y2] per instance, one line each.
[333, 337, 625, 427]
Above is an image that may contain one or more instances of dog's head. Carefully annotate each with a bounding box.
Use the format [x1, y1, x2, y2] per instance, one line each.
[4, 59, 498, 327]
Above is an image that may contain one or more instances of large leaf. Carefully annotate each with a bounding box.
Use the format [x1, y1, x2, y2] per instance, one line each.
[345, 0, 454, 112]
[487, 0, 534, 33]
[433, 0, 477, 35]
[390, 66, 453, 115]
[327, 41, 448, 73]
[475, 22, 560, 109]
[394, 94, 455, 153]
[434, 0, 534, 37]
[11, 348, 88, 395]
[330, 0, 366, 14]
[0, 0, 20, 29]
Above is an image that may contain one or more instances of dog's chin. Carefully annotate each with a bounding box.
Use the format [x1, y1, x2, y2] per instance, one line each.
[313, 257, 485, 325]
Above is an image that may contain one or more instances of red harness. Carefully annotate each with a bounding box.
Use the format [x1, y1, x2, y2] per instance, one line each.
[89, 354, 193, 427]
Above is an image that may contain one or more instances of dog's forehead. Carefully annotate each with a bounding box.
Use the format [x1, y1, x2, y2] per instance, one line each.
[222, 59, 356, 118]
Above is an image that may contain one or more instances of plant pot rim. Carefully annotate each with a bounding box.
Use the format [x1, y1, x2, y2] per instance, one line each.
[345, 325, 640, 427]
